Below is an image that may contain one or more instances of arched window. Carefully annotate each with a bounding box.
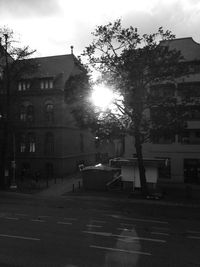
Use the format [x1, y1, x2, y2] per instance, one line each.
[27, 105, 34, 122]
[44, 132, 54, 154]
[45, 102, 54, 122]
[19, 133, 26, 152]
[27, 133, 36, 153]
[20, 106, 26, 121]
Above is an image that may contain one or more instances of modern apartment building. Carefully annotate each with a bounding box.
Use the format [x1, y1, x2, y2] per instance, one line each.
[125, 37, 200, 184]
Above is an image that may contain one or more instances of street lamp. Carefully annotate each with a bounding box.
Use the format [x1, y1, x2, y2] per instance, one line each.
[1, 33, 17, 189]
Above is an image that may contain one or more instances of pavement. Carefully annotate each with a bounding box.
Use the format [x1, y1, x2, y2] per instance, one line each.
[33, 173, 200, 208]
[35, 172, 82, 197]
[3, 171, 200, 208]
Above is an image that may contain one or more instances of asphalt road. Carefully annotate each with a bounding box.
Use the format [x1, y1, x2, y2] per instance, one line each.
[0, 193, 200, 267]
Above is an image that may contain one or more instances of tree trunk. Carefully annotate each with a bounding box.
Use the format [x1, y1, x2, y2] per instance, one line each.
[134, 127, 148, 196]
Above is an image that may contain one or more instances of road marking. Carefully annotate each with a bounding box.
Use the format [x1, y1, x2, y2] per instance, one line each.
[110, 215, 168, 224]
[117, 228, 133, 231]
[187, 236, 200, 240]
[119, 236, 166, 243]
[86, 224, 103, 228]
[83, 231, 166, 243]
[0, 234, 40, 241]
[151, 232, 169, 236]
[187, 230, 200, 234]
[90, 245, 151, 256]
[4, 217, 19, 220]
[31, 219, 45, 223]
[57, 221, 72, 225]
[83, 231, 112, 237]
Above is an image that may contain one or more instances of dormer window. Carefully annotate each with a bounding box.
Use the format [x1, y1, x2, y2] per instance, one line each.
[40, 79, 53, 89]
[18, 80, 30, 91]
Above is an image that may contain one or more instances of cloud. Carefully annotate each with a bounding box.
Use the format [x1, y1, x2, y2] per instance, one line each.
[0, 0, 61, 18]
[122, 0, 200, 42]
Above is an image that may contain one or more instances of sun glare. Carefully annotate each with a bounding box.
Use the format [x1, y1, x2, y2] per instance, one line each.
[91, 85, 115, 110]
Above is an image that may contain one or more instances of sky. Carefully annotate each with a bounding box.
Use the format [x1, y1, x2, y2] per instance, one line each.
[0, 0, 200, 58]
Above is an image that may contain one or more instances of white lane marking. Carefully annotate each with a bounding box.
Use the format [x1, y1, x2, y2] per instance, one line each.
[187, 236, 200, 240]
[117, 228, 133, 231]
[83, 231, 166, 243]
[90, 245, 151, 256]
[110, 215, 168, 224]
[0, 234, 40, 241]
[119, 237, 166, 243]
[4, 217, 19, 220]
[83, 231, 112, 237]
[86, 225, 103, 228]
[187, 230, 200, 234]
[31, 219, 45, 223]
[57, 221, 72, 225]
[151, 232, 169, 236]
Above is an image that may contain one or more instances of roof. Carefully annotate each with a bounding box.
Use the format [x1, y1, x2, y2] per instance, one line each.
[20, 54, 81, 80]
[160, 37, 200, 61]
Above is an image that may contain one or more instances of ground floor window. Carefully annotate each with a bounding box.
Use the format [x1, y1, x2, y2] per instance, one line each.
[184, 159, 200, 184]
[156, 157, 171, 179]
[20, 162, 31, 181]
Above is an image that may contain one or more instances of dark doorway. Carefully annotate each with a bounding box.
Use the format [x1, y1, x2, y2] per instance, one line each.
[184, 159, 200, 184]
[46, 163, 54, 180]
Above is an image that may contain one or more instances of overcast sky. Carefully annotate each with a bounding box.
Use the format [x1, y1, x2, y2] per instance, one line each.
[0, 0, 200, 58]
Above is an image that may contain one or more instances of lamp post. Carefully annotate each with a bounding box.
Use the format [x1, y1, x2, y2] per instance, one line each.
[4, 34, 17, 189]
[0, 33, 17, 189]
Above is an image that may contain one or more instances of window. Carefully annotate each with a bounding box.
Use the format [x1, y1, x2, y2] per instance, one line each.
[20, 134, 26, 153]
[27, 133, 36, 153]
[44, 132, 54, 154]
[45, 103, 54, 122]
[20, 104, 34, 122]
[40, 79, 53, 89]
[19, 133, 36, 153]
[156, 157, 171, 179]
[27, 105, 34, 122]
[18, 80, 30, 91]
[20, 106, 26, 121]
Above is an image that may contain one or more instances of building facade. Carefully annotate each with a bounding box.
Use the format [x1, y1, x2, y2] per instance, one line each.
[124, 37, 200, 184]
[0, 52, 115, 185]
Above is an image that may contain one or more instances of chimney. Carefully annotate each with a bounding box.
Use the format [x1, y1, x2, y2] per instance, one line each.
[70, 45, 74, 55]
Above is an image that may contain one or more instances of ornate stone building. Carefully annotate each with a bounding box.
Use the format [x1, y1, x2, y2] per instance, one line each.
[0, 52, 115, 185]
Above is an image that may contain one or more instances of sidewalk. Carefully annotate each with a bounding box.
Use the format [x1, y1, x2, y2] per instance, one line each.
[36, 172, 82, 197]
[6, 172, 200, 208]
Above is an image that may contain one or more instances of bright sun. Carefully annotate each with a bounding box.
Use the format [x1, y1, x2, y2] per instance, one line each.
[91, 84, 115, 110]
